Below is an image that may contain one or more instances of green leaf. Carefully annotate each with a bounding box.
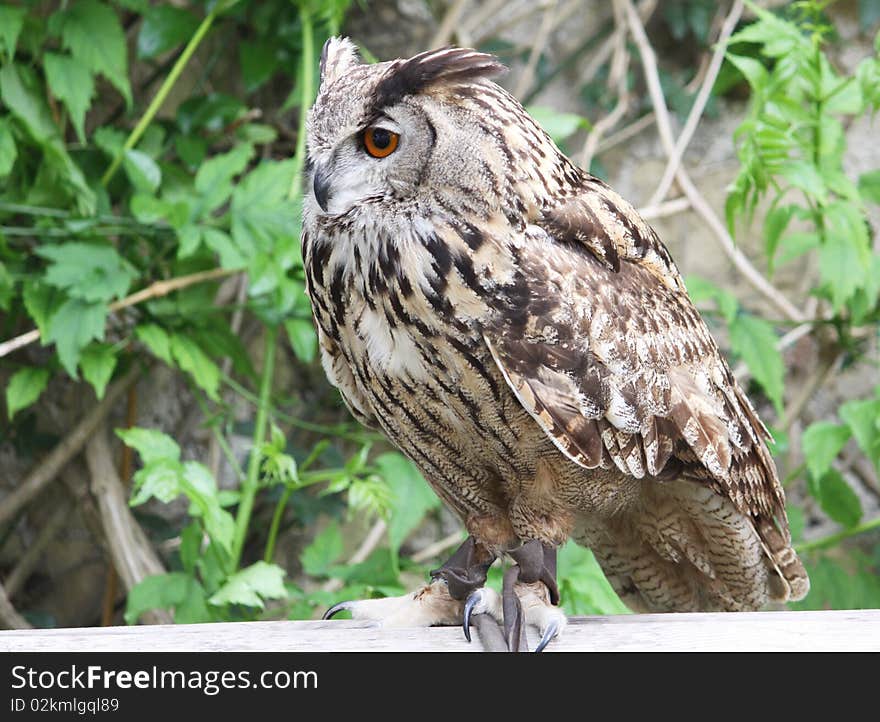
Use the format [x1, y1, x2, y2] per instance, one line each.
[231, 158, 298, 256]
[801, 422, 851, 479]
[557, 541, 629, 615]
[0, 64, 58, 144]
[684, 275, 738, 323]
[208, 561, 288, 608]
[130, 458, 183, 505]
[0, 6, 26, 62]
[839, 398, 880, 469]
[820, 202, 872, 310]
[779, 160, 827, 204]
[116, 426, 181, 463]
[45, 298, 107, 378]
[124, 572, 192, 625]
[301, 520, 343, 577]
[137, 5, 200, 59]
[203, 228, 246, 269]
[51, 0, 131, 106]
[170, 334, 220, 401]
[123, 149, 161, 192]
[0, 262, 12, 311]
[176, 224, 202, 258]
[194, 142, 254, 216]
[376, 452, 440, 555]
[22, 282, 65, 339]
[135, 323, 173, 365]
[180, 462, 235, 553]
[79, 343, 117, 399]
[763, 204, 793, 270]
[174, 134, 206, 169]
[36, 243, 136, 303]
[240, 40, 278, 93]
[284, 318, 317, 363]
[727, 314, 784, 415]
[178, 523, 202, 576]
[6, 367, 50, 420]
[815, 469, 862, 528]
[525, 106, 589, 144]
[724, 53, 768, 90]
[43, 53, 94, 143]
[859, 169, 880, 205]
[776, 231, 820, 267]
[0, 118, 16, 176]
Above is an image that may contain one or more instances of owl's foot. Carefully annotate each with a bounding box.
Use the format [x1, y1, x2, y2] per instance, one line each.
[322, 536, 497, 629]
[323, 578, 464, 626]
[464, 539, 564, 652]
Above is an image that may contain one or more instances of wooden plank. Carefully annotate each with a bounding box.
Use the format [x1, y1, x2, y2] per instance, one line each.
[1, 610, 878, 652]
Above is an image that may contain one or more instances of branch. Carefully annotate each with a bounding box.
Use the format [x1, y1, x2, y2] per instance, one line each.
[3, 500, 72, 598]
[85, 422, 171, 625]
[621, 0, 805, 324]
[0, 267, 236, 359]
[0, 582, 31, 630]
[410, 530, 466, 564]
[0, 368, 141, 528]
[647, 0, 745, 207]
[513, 1, 562, 99]
[430, 0, 469, 47]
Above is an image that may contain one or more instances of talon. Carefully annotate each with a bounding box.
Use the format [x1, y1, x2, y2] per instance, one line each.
[502, 566, 525, 652]
[463, 592, 479, 642]
[322, 602, 350, 620]
[534, 618, 559, 653]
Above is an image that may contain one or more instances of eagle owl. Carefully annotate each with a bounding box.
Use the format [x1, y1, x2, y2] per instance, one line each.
[302, 38, 809, 651]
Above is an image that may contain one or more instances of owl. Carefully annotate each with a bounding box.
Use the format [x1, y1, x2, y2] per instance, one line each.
[302, 38, 809, 651]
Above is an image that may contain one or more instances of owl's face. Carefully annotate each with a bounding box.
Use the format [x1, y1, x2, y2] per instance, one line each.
[304, 39, 512, 221]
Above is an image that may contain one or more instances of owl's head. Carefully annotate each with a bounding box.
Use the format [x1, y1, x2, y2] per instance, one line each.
[305, 38, 510, 217]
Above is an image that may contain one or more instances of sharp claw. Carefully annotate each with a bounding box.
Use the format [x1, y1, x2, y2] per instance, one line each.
[322, 602, 350, 620]
[534, 619, 559, 653]
[462, 592, 480, 643]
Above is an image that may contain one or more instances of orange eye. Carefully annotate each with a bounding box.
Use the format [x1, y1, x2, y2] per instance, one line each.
[363, 127, 399, 158]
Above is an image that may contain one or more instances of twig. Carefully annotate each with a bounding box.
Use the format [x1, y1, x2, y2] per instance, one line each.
[780, 348, 840, 430]
[0, 368, 141, 528]
[85, 422, 171, 625]
[430, 0, 469, 48]
[796, 514, 880, 554]
[638, 196, 691, 220]
[513, 1, 561, 99]
[622, 0, 804, 324]
[0, 582, 31, 630]
[580, 0, 631, 168]
[100, 384, 138, 627]
[595, 112, 655, 154]
[3, 500, 72, 599]
[410, 530, 466, 564]
[321, 519, 388, 593]
[0, 267, 235, 359]
[647, 0, 744, 207]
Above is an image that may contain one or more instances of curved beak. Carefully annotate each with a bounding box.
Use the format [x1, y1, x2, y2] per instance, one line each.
[312, 162, 332, 212]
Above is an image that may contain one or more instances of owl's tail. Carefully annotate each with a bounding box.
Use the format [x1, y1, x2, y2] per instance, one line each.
[573, 479, 808, 613]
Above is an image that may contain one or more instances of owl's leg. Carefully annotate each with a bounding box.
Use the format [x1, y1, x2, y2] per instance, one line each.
[322, 537, 497, 630]
[503, 540, 566, 652]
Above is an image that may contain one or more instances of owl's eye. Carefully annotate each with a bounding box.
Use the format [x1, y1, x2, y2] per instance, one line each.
[362, 127, 399, 158]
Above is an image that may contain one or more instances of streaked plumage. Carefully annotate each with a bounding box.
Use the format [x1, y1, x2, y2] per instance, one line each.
[302, 39, 808, 615]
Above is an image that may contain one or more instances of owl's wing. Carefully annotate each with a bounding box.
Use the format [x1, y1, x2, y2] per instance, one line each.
[482, 181, 785, 522]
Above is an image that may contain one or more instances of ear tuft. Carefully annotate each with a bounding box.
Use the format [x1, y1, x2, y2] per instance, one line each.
[320, 37, 361, 87]
[372, 47, 506, 110]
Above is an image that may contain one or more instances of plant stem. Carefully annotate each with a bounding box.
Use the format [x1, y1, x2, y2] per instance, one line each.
[288, 4, 314, 201]
[263, 441, 327, 563]
[230, 325, 277, 570]
[101, 9, 220, 187]
[796, 515, 880, 553]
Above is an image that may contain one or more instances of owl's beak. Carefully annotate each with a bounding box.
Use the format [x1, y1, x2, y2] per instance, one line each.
[312, 164, 332, 212]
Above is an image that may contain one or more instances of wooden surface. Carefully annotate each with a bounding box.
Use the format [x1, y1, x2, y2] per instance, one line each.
[1, 609, 877, 651]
